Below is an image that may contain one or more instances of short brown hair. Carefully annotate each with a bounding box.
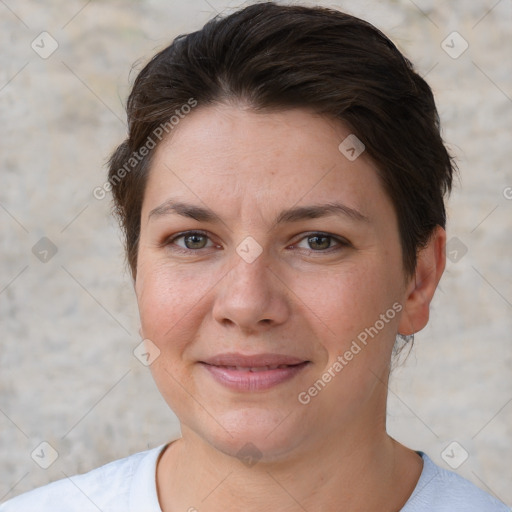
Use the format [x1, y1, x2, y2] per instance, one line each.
[107, 1, 456, 280]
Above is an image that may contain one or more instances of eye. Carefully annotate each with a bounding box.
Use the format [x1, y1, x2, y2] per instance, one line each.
[165, 230, 217, 252]
[292, 232, 350, 253]
[163, 230, 350, 255]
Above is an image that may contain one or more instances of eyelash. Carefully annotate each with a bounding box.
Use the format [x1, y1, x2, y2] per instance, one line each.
[163, 230, 350, 255]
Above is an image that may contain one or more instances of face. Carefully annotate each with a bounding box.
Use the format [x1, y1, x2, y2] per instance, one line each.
[135, 104, 411, 461]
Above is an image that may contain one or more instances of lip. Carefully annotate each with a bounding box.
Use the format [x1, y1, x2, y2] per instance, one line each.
[202, 352, 307, 367]
[199, 353, 310, 392]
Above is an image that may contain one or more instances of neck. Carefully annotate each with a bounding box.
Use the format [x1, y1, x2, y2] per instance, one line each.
[156, 419, 422, 511]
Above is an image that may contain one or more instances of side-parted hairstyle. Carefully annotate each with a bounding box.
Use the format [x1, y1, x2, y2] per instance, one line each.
[107, 1, 456, 280]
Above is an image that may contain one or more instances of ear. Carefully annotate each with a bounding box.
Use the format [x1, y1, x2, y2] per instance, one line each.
[398, 226, 446, 336]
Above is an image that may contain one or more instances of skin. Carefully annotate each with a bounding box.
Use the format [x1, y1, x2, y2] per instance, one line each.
[134, 103, 446, 511]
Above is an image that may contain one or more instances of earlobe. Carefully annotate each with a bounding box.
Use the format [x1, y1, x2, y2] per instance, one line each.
[398, 226, 446, 336]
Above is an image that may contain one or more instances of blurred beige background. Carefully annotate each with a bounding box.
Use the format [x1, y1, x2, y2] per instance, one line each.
[1, 0, 511, 505]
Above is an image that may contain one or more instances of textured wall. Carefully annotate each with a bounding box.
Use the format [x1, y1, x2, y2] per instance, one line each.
[1, 0, 511, 505]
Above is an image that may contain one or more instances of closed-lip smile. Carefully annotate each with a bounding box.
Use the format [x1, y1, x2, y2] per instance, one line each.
[199, 352, 311, 391]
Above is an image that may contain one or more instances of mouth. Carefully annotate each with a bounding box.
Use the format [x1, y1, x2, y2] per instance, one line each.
[198, 353, 311, 391]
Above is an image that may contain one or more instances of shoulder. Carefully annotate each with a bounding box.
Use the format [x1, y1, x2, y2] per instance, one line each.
[402, 452, 510, 512]
[0, 444, 166, 512]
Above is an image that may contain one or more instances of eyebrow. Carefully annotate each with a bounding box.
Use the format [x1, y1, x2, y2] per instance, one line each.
[148, 199, 370, 226]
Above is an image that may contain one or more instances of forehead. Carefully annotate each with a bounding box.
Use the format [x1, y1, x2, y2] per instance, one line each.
[141, 104, 393, 226]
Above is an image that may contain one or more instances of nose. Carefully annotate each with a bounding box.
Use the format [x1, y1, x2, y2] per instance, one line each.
[211, 249, 290, 334]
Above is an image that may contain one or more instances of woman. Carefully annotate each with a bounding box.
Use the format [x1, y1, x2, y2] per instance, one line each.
[1, 2, 508, 511]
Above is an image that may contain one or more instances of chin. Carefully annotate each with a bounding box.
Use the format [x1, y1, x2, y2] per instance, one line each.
[191, 405, 310, 464]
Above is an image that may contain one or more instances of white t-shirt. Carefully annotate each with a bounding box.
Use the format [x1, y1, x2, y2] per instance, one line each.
[1, 441, 509, 512]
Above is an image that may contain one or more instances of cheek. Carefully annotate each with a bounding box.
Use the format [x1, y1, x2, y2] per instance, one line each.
[136, 262, 207, 404]
[137, 262, 196, 345]
[315, 262, 387, 325]
[136, 260, 209, 348]
[312, 261, 400, 361]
